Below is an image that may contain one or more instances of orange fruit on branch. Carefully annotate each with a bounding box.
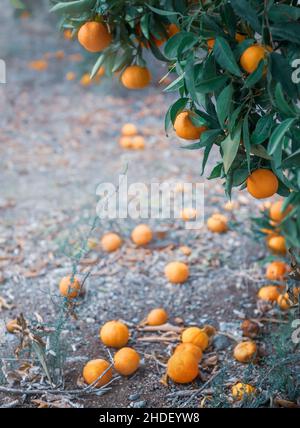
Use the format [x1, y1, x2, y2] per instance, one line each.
[265, 261, 287, 281]
[114, 347, 140, 376]
[147, 308, 168, 326]
[167, 351, 199, 384]
[174, 343, 203, 362]
[181, 327, 209, 351]
[267, 235, 287, 254]
[121, 65, 151, 90]
[78, 21, 112, 53]
[233, 341, 257, 363]
[246, 169, 278, 199]
[167, 23, 180, 37]
[277, 293, 291, 311]
[101, 232, 122, 253]
[165, 261, 189, 284]
[100, 320, 129, 348]
[269, 200, 292, 223]
[131, 224, 153, 246]
[240, 45, 269, 74]
[174, 111, 207, 140]
[258, 285, 280, 302]
[59, 275, 81, 299]
[207, 33, 246, 50]
[83, 359, 112, 387]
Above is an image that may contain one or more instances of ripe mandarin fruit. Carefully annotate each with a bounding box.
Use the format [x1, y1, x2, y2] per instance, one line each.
[78, 21, 112, 53]
[240, 45, 268, 73]
[83, 359, 112, 387]
[119, 136, 133, 149]
[267, 235, 287, 254]
[121, 123, 138, 137]
[232, 383, 256, 400]
[258, 285, 280, 302]
[233, 341, 257, 363]
[59, 275, 81, 299]
[269, 200, 292, 223]
[147, 308, 168, 326]
[174, 343, 203, 362]
[207, 33, 245, 50]
[174, 111, 207, 140]
[66, 71, 76, 81]
[165, 261, 189, 284]
[167, 23, 180, 37]
[277, 293, 291, 311]
[207, 213, 228, 233]
[64, 29, 73, 40]
[6, 319, 19, 334]
[100, 320, 129, 348]
[246, 169, 278, 199]
[182, 327, 209, 351]
[121, 65, 151, 90]
[101, 232, 122, 253]
[132, 135, 145, 150]
[131, 224, 153, 246]
[113, 347, 140, 376]
[265, 261, 287, 281]
[180, 208, 197, 221]
[167, 351, 199, 384]
[80, 73, 91, 86]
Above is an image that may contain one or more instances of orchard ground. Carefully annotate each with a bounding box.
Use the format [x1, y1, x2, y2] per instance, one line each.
[0, 7, 298, 408]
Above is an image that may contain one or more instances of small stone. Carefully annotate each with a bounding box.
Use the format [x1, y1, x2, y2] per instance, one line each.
[213, 334, 232, 351]
[129, 393, 140, 401]
[132, 400, 147, 408]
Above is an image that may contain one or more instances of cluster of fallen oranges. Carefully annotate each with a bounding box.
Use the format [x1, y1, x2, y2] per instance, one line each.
[119, 123, 145, 150]
[258, 259, 299, 311]
[70, 310, 258, 401]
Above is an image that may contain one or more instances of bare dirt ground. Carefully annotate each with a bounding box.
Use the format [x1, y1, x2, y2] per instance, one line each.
[0, 6, 297, 409]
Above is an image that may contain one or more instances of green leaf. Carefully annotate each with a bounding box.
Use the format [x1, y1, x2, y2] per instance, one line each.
[164, 73, 185, 92]
[196, 75, 228, 94]
[208, 162, 223, 180]
[268, 118, 296, 155]
[274, 83, 297, 117]
[146, 5, 179, 16]
[213, 37, 242, 77]
[270, 52, 297, 98]
[244, 60, 264, 88]
[90, 54, 105, 79]
[230, 0, 262, 34]
[164, 32, 198, 60]
[242, 114, 251, 172]
[282, 149, 300, 168]
[271, 23, 300, 45]
[165, 97, 189, 133]
[269, 5, 300, 22]
[221, 123, 242, 173]
[199, 130, 222, 174]
[216, 83, 233, 127]
[250, 146, 271, 160]
[251, 115, 274, 145]
[50, 0, 95, 14]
